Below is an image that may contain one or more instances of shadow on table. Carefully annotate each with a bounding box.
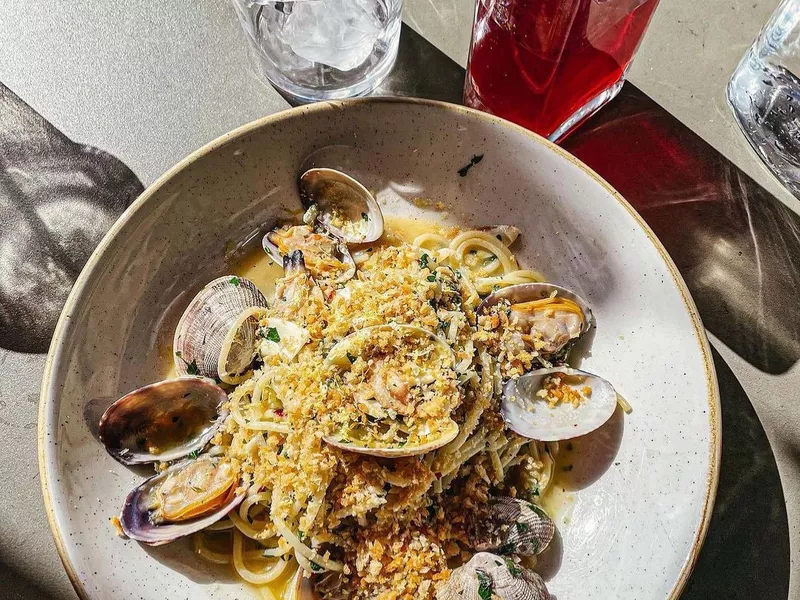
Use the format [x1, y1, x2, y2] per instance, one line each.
[681, 347, 789, 599]
[564, 88, 800, 375]
[0, 560, 73, 600]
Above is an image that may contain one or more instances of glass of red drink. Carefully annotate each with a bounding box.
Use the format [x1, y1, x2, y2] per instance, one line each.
[464, 0, 661, 142]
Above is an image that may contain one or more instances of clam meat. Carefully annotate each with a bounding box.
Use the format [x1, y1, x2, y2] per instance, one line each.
[263, 224, 356, 284]
[478, 283, 592, 359]
[119, 456, 244, 545]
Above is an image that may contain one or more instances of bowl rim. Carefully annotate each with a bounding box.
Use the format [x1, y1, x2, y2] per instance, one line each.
[37, 96, 721, 600]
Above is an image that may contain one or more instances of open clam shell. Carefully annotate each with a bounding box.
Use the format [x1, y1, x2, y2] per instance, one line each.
[119, 457, 244, 546]
[478, 282, 593, 358]
[502, 367, 617, 441]
[324, 418, 459, 458]
[173, 276, 268, 379]
[298, 168, 384, 244]
[324, 324, 458, 457]
[435, 552, 550, 600]
[467, 497, 555, 557]
[98, 378, 227, 465]
[263, 226, 356, 284]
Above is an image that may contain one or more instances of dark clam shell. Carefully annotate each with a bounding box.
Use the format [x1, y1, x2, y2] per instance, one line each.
[435, 552, 550, 600]
[119, 458, 244, 546]
[98, 378, 227, 465]
[467, 497, 555, 557]
[262, 226, 356, 284]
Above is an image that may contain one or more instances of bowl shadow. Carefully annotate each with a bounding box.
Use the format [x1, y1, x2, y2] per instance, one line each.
[680, 348, 789, 599]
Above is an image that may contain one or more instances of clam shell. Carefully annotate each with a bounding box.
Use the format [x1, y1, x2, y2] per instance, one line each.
[324, 418, 459, 458]
[173, 276, 268, 379]
[263, 227, 356, 284]
[324, 324, 458, 457]
[436, 552, 550, 600]
[218, 306, 268, 384]
[325, 324, 454, 367]
[119, 458, 244, 546]
[502, 367, 617, 441]
[98, 378, 227, 465]
[298, 168, 384, 243]
[468, 497, 555, 557]
[478, 283, 593, 358]
[479, 225, 521, 247]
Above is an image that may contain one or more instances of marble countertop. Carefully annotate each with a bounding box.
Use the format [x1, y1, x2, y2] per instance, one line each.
[0, 1, 796, 598]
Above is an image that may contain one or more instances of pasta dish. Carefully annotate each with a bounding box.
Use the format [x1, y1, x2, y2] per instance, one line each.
[99, 169, 621, 600]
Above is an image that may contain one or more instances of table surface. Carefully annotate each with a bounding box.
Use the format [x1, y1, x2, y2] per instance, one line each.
[1, 1, 798, 599]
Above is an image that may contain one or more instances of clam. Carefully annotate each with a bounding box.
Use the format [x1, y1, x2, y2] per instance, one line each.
[173, 276, 268, 380]
[478, 283, 593, 358]
[324, 324, 459, 458]
[98, 378, 227, 465]
[263, 224, 356, 284]
[298, 168, 384, 243]
[480, 225, 521, 247]
[119, 456, 244, 545]
[324, 419, 459, 458]
[467, 497, 555, 557]
[436, 552, 550, 600]
[502, 367, 617, 441]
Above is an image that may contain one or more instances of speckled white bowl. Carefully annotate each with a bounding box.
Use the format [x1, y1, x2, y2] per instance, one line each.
[39, 98, 720, 600]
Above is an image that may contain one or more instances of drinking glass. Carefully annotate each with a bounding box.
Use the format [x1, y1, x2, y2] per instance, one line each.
[231, 0, 403, 103]
[464, 0, 661, 142]
[727, 0, 800, 199]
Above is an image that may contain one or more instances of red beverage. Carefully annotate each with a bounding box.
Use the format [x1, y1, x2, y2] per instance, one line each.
[464, 0, 660, 141]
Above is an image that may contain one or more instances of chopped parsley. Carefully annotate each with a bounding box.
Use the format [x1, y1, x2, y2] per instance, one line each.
[297, 530, 305, 541]
[516, 522, 530, 534]
[260, 326, 281, 343]
[419, 253, 430, 269]
[426, 274, 437, 282]
[175, 351, 200, 375]
[476, 570, 493, 600]
[229, 276, 240, 286]
[457, 153, 484, 177]
[187, 449, 200, 460]
[309, 561, 323, 572]
[504, 558, 522, 577]
[497, 542, 516, 555]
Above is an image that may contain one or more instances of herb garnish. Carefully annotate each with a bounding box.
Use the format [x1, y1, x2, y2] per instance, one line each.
[174, 350, 199, 375]
[504, 558, 522, 577]
[229, 276, 240, 286]
[516, 522, 530, 534]
[260, 327, 281, 343]
[457, 154, 484, 177]
[187, 449, 200, 460]
[476, 570, 493, 600]
[427, 274, 436, 282]
[498, 542, 516, 555]
[310, 561, 323, 572]
[419, 253, 430, 269]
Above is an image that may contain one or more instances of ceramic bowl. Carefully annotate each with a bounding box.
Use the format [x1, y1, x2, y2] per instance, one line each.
[39, 98, 720, 600]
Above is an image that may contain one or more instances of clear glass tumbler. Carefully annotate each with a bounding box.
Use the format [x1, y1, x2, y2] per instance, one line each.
[727, 0, 800, 198]
[231, 0, 403, 103]
[464, 0, 661, 142]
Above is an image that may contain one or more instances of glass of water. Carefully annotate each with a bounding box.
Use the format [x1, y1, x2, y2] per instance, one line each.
[727, 0, 800, 198]
[231, 0, 403, 104]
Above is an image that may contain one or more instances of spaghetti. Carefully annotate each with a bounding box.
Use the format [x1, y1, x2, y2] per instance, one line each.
[192, 224, 561, 599]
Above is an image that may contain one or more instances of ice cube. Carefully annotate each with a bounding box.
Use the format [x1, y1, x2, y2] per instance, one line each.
[283, 0, 382, 71]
